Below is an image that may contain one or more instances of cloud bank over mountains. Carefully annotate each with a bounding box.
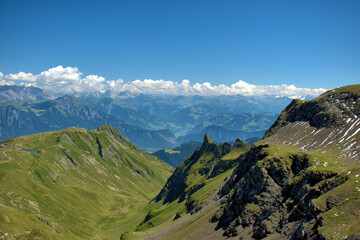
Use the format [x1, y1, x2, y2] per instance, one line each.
[0, 65, 326, 99]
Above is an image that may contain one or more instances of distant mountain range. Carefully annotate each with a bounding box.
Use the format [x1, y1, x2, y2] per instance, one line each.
[82, 96, 171, 131]
[81, 92, 290, 144]
[0, 85, 289, 150]
[0, 85, 60, 103]
[0, 94, 176, 151]
[113, 93, 291, 136]
[177, 113, 278, 144]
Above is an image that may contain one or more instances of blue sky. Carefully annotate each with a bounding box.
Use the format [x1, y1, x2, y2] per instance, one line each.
[0, 0, 359, 94]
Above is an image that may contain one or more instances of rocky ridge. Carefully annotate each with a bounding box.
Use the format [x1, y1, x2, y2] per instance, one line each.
[263, 85, 360, 160]
[210, 85, 360, 239]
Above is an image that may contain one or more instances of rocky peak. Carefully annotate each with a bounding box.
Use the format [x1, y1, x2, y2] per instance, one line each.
[103, 90, 117, 98]
[261, 85, 360, 160]
[118, 90, 136, 99]
[197, 134, 219, 158]
[264, 84, 360, 139]
[203, 133, 213, 145]
[155, 134, 232, 204]
[233, 138, 247, 148]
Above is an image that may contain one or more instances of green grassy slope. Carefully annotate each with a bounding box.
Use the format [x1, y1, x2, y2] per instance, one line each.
[0, 125, 173, 240]
[119, 135, 250, 240]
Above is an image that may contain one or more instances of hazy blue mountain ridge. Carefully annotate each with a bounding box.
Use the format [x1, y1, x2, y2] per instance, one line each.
[0, 95, 176, 151]
[0, 86, 289, 151]
[177, 113, 278, 144]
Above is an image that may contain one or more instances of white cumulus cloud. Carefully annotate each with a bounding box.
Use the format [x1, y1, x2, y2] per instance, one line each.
[114, 79, 326, 99]
[37, 66, 82, 85]
[81, 75, 106, 92]
[0, 72, 15, 86]
[5, 72, 37, 82]
[1, 66, 327, 99]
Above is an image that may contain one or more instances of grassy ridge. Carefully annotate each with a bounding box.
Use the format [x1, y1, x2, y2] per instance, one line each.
[0, 125, 173, 239]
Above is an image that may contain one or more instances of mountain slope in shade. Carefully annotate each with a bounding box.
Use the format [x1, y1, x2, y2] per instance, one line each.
[0, 125, 173, 239]
[0, 95, 176, 151]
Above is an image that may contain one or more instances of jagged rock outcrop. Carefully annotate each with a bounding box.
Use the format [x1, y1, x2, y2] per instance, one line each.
[211, 144, 349, 239]
[156, 134, 220, 204]
[155, 135, 248, 207]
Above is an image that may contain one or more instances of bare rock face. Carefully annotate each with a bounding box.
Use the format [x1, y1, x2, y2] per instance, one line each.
[212, 144, 348, 239]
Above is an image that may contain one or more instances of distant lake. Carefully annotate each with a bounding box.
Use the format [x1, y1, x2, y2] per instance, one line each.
[23, 149, 38, 153]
